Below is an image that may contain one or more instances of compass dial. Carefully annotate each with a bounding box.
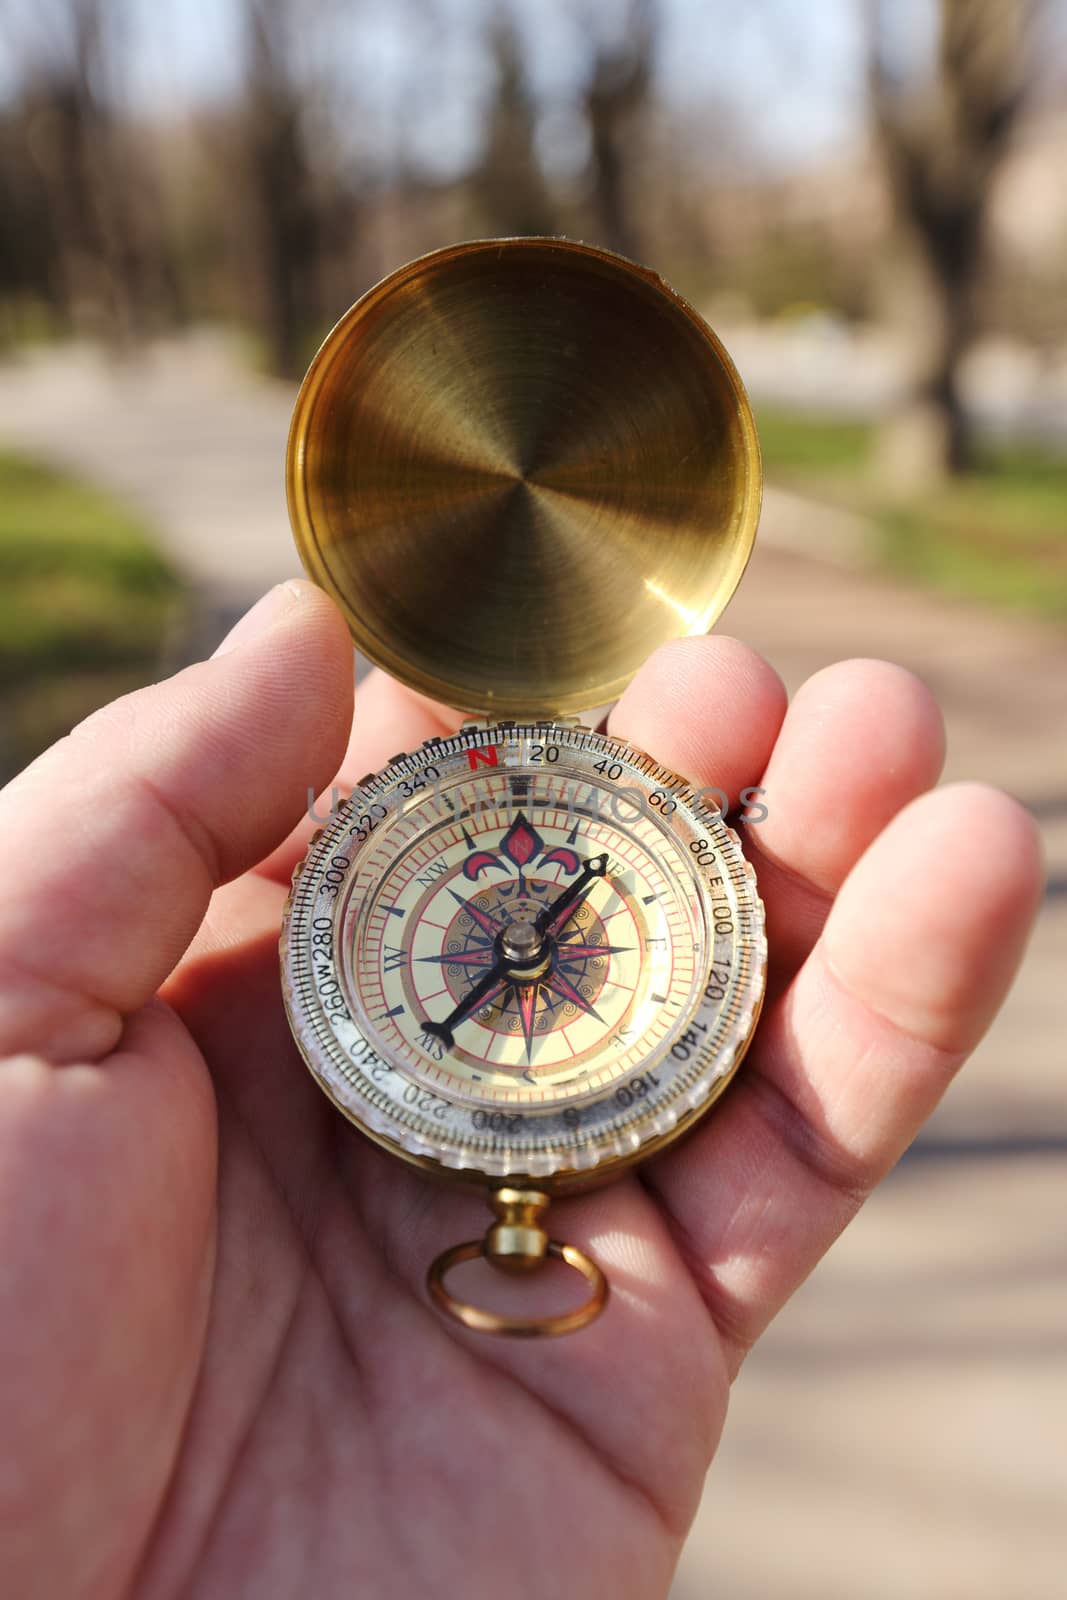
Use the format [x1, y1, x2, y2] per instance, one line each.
[282, 724, 765, 1186]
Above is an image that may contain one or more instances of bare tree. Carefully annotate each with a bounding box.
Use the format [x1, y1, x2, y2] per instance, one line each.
[9, 0, 172, 343]
[866, 0, 1036, 481]
[240, 0, 328, 378]
[580, 0, 659, 259]
[0, 101, 64, 342]
[471, 7, 558, 238]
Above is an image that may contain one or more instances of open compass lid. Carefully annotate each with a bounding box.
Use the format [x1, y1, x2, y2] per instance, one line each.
[286, 237, 762, 720]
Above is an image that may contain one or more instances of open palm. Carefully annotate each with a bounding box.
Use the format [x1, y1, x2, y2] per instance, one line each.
[0, 582, 1041, 1600]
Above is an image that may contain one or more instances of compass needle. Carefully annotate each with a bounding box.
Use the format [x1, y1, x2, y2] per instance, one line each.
[281, 238, 766, 1336]
[517, 982, 541, 1062]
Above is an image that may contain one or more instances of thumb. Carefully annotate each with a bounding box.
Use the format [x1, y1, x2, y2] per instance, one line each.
[0, 580, 353, 1063]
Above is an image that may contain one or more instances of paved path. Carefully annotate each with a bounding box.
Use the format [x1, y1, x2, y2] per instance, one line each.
[720, 319, 1067, 449]
[1, 339, 1064, 1599]
[0, 333, 882, 615]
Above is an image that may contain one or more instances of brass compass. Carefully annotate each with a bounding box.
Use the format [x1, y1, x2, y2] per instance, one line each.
[282, 238, 766, 1336]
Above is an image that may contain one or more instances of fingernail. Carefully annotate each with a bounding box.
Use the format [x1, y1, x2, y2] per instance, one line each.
[212, 582, 305, 657]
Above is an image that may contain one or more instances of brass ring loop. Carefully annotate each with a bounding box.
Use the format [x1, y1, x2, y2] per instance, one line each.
[427, 1238, 609, 1337]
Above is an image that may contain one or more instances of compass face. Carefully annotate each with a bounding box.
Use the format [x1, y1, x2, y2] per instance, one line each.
[282, 724, 765, 1186]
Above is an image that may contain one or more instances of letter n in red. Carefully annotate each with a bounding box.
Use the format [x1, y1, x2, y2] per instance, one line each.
[467, 746, 499, 771]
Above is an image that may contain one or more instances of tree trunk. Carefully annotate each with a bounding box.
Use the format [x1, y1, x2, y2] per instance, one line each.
[866, 0, 1033, 486]
[582, 0, 658, 260]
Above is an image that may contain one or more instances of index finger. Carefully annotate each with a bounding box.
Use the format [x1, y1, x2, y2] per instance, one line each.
[255, 666, 468, 885]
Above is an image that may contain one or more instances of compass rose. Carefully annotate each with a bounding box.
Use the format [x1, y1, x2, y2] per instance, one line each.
[419, 831, 632, 1062]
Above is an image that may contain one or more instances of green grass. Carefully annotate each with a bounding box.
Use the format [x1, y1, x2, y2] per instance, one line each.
[0, 451, 185, 772]
[756, 407, 1067, 620]
[755, 408, 871, 475]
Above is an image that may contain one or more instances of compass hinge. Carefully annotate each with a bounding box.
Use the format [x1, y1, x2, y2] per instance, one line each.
[460, 714, 590, 733]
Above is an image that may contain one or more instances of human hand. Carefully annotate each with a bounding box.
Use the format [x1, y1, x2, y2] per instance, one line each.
[0, 581, 1041, 1599]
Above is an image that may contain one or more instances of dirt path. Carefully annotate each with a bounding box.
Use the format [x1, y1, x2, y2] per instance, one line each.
[1, 337, 1063, 1600]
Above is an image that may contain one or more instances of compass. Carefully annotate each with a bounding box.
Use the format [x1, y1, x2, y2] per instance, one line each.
[281, 238, 766, 1336]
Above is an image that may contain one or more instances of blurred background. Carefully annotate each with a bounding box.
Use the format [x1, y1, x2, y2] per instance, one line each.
[0, 0, 1064, 1594]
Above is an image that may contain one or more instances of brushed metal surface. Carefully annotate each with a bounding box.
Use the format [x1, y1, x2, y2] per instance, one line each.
[287, 237, 762, 717]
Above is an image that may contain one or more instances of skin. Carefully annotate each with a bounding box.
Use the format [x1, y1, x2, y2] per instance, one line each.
[0, 580, 1043, 1600]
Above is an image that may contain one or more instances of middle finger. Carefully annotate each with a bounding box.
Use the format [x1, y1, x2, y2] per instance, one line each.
[749, 657, 945, 984]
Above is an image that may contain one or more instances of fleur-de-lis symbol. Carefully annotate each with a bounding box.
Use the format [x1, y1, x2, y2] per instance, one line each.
[461, 813, 581, 881]
[500, 814, 541, 868]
